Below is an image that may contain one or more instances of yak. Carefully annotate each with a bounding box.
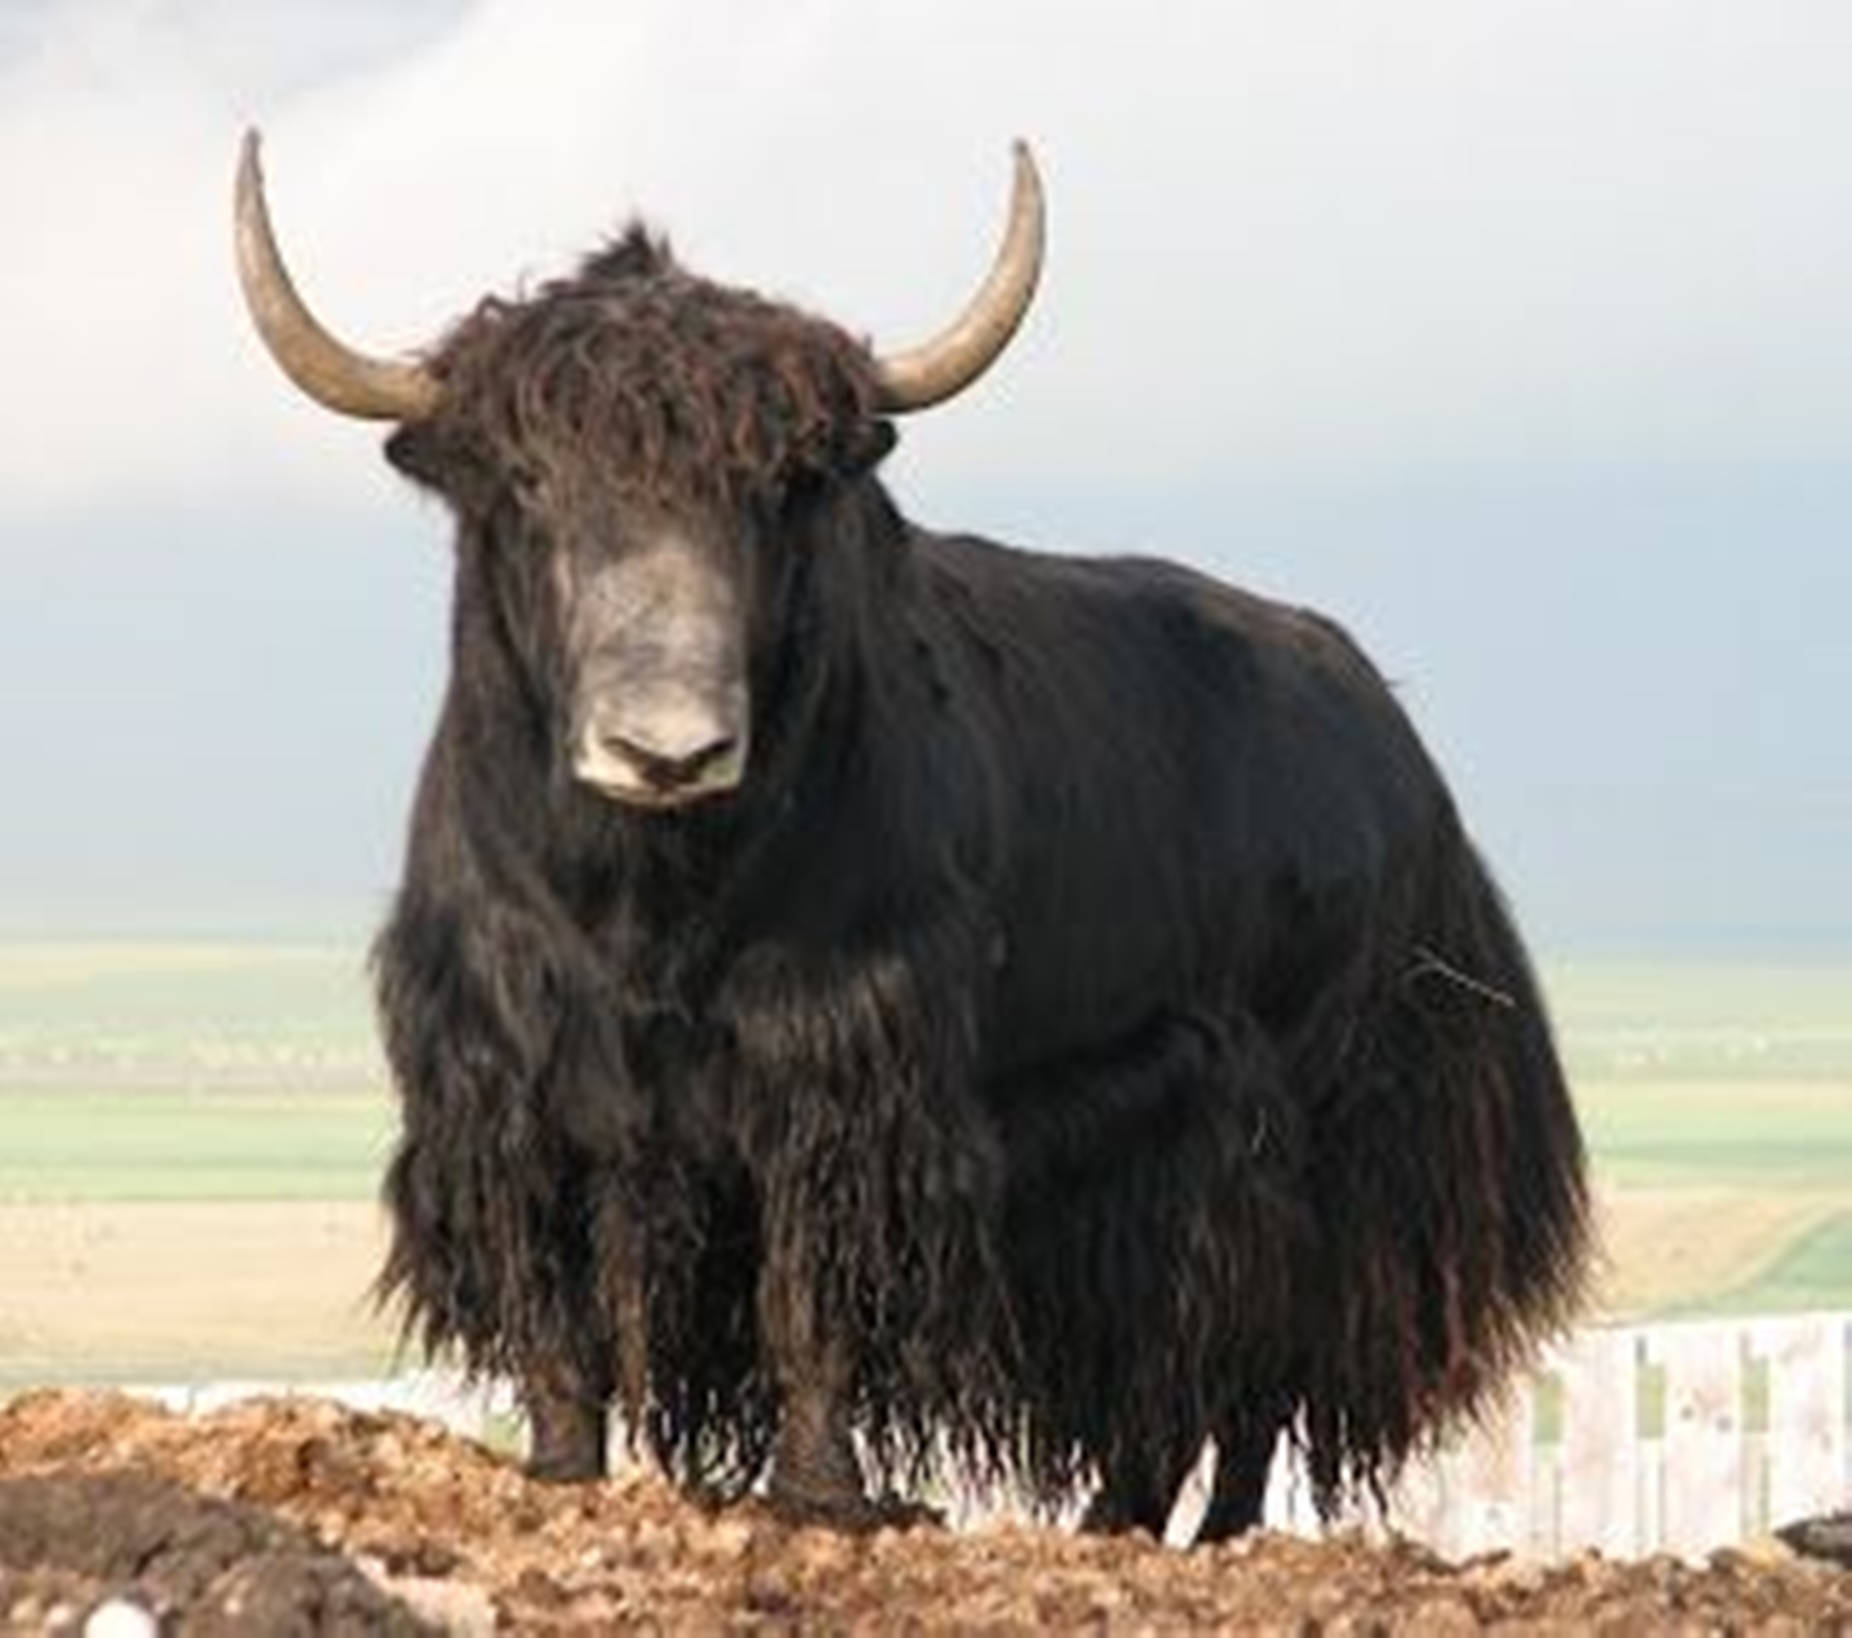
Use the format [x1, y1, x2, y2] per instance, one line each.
[233, 130, 1589, 1537]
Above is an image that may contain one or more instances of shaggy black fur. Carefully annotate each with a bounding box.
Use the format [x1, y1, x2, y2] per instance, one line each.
[363, 223, 1589, 1533]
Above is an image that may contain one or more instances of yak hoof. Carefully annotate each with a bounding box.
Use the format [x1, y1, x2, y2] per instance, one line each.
[1078, 1472, 1177, 1539]
[525, 1447, 606, 1484]
[766, 1481, 943, 1533]
[865, 1494, 946, 1531]
[1077, 1496, 1163, 1539]
[524, 1404, 609, 1484]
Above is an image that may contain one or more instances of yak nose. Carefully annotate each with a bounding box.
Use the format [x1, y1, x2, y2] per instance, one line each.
[598, 724, 738, 791]
[574, 698, 747, 804]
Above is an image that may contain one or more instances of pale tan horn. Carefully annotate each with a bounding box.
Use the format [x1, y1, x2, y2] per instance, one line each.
[233, 129, 440, 421]
[874, 141, 1046, 413]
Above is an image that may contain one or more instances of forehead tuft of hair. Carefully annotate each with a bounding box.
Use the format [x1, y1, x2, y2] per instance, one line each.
[425, 222, 885, 507]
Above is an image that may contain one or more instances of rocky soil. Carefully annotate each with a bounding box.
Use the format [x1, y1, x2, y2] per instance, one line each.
[1, 1390, 1848, 1634]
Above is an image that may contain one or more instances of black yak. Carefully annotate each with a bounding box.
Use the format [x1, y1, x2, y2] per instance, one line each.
[233, 130, 1589, 1536]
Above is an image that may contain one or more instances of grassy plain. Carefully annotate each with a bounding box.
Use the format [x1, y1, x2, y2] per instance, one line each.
[0, 942, 396, 1380]
[0, 942, 1847, 1381]
[1549, 959, 1852, 1317]
[0, 1089, 391, 1202]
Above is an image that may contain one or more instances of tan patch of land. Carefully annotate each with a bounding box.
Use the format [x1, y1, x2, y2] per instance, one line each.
[0, 1185, 1841, 1383]
[1588, 1185, 1845, 1318]
[0, 1201, 398, 1384]
[0, 941, 347, 987]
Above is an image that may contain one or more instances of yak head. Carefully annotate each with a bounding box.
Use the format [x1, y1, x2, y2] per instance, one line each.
[233, 134, 1043, 813]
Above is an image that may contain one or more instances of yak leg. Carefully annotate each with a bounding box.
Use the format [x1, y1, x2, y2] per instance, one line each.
[761, 1289, 938, 1529]
[523, 1361, 611, 1483]
[767, 1363, 941, 1530]
[766, 1348, 870, 1524]
[759, 1235, 871, 1523]
[1194, 1397, 1290, 1542]
[1080, 1441, 1200, 1538]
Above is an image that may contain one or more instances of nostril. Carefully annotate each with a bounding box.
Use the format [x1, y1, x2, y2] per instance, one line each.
[600, 729, 737, 790]
[680, 735, 737, 779]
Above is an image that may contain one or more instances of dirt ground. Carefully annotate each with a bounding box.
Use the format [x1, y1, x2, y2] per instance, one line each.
[1, 1393, 1849, 1634]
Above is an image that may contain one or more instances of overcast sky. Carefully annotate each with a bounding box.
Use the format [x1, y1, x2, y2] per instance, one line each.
[3, 0, 1848, 954]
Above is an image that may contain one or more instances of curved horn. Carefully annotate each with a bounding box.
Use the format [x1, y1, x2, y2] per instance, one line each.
[874, 141, 1045, 413]
[233, 129, 440, 422]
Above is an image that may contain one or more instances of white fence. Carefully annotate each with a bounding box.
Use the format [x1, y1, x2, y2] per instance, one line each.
[1248, 1309, 1851, 1558]
[134, 1370, 519, 1439]
[130, 1310, 1849, 1561]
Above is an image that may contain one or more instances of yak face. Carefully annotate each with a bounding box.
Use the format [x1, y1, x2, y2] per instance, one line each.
[388, 420, 809, 816]
[547, 497, 752, 810]
[382, 229, 901, 813]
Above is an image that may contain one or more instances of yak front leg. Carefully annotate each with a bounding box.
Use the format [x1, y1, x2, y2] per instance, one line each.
[764, 1343, 941, 1530]
[758, 1262, 939, 1528]
[523, 1357, 612, 1483]
[758, 1251, 873, 1524]
[766, 1342, 869, 1524]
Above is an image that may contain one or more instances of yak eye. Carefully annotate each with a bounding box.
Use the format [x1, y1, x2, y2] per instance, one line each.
[506, 465, 547, 510]
[549, 540, 576, 601]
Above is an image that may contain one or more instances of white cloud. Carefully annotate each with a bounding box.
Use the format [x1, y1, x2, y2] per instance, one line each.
[4, 0, 1851, 521]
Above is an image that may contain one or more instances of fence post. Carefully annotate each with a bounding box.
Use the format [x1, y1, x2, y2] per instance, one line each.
[1758, 1312, 1848, 1533]
[1652, 1322, 1746, 1558]
[1553, 1327, 1641, 1558]
[1435, 1387, 1533, 1559]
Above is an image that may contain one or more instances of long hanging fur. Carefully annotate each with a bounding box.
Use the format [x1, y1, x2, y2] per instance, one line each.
[364, 223, 1590, 1517]
[1293, 830, 1590, 1506]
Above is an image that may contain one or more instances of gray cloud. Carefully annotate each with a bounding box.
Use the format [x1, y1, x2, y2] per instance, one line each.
[5, 0, 1850, 514]
[3, 1, 1848, 951]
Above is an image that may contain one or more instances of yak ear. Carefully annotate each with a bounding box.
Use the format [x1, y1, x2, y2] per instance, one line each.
[384, 420, 461, 493]
[843, 417, 898, 476]
[384, 421, 443, 490]
[384, 420, 507, 513]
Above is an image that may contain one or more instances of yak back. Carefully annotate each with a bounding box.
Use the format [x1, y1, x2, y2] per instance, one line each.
[894, 528, 1451, 1081]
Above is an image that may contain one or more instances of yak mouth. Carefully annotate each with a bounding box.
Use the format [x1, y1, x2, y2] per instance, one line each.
[575, 774, 740, 813]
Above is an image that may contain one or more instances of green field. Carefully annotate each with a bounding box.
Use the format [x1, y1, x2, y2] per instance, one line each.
[0, 1089, 393, 1202]
[0, 941, 1847, 1380]
[1549, 961, 1852, 1084]
[0, 942, 392, 1201]
[1573, 1078, 1852, 1190]
[0, 941, 381, 1091]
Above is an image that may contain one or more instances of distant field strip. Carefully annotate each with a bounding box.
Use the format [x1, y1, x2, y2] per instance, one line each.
[1548, 961, 1852, 1081]
[1554, 961, 1852, 1318]
[0, 941, 390, 1200]
[1574, 1078, 1852, 1189]
[0, 940, 383, 1092]
[0, 1088, 392, 1202]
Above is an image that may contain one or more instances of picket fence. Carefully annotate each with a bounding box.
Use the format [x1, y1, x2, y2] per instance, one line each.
[1231, 1308, 1852, 1559]
[136, 1310, 1849, 1561]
